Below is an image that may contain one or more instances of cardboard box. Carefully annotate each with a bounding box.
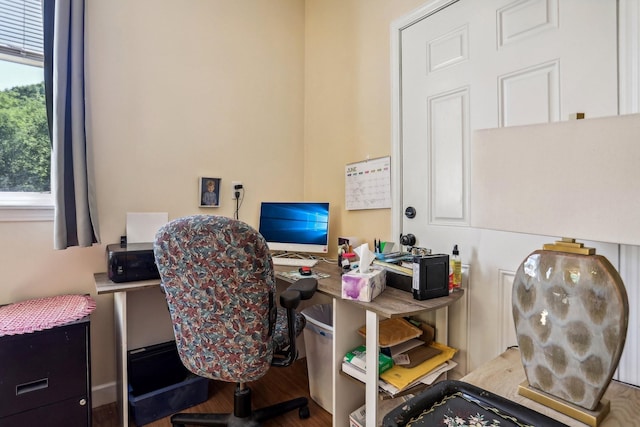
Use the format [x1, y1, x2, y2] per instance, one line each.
[342, 268, 386, 302]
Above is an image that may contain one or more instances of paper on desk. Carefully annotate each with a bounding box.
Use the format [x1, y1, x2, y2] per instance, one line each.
[126, 212, 168, 243]
[378, 361, 458, 396]
[380, 342, 457, 390]
[381, 241, 395, 254]
[354, 243, 375, 273]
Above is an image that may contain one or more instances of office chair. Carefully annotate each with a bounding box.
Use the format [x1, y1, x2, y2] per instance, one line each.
[153, 215, 318, 427]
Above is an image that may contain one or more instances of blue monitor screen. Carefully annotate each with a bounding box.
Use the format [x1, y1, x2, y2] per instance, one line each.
[258, 202, 330, 253]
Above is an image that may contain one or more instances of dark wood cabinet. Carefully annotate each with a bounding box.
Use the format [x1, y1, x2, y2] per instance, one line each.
[0, 316, 91, 426]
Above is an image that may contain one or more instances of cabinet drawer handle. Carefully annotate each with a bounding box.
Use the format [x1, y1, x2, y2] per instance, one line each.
[16, 378, 49, 395]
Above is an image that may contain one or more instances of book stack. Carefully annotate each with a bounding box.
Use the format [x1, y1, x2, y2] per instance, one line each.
[342, 345, 394, 383]
[341, 318, 457, 398]
[372, 259, 413, 276]
[371, 259, 413, 292]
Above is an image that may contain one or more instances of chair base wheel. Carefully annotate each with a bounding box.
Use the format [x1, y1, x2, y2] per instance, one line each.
[299, 405, 310, 419]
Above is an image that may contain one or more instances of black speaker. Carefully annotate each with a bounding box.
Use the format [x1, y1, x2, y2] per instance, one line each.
[412, 254, 449, 300]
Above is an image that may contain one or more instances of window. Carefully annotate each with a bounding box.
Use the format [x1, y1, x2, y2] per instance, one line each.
[0, 0, 51, 220]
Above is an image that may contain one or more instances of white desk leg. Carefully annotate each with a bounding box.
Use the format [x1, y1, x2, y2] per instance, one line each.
[365, 310, 379, 427]
[435, 306, 450, 381]
[435, 306, 449, 345]
[333, 298, 366, 426]
[114, 291, 129, 427]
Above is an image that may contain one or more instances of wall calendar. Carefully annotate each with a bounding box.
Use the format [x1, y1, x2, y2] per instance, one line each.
[345, 156, 391, 210]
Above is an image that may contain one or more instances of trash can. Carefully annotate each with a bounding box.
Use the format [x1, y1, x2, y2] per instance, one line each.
[301, 303, 333, 414]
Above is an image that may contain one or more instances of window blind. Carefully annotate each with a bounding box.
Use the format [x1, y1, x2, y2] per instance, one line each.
[0, 0, 43, 62]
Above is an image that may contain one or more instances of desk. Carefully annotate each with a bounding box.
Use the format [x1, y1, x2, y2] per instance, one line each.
[96, 263, 463, 427]
[95, 273, 161, 427]
[461, 348, 640, 426]
[274, 262, 464, 427]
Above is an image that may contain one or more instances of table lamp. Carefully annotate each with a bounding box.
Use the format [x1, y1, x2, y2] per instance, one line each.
[471, 114, 639, 426]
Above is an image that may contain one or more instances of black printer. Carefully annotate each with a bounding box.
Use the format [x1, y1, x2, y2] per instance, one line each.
[107, 243, 160, 283]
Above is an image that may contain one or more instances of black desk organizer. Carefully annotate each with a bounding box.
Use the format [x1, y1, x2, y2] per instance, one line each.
[383, 380, 568, 427]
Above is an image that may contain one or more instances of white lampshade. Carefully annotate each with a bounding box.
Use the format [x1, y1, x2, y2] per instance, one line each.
[471, 114, 640, 246]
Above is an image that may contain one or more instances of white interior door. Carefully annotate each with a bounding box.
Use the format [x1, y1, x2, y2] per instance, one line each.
[398, 0, 619, 375]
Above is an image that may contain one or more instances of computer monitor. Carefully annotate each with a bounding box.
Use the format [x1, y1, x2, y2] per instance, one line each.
[258, 202, 330, 254]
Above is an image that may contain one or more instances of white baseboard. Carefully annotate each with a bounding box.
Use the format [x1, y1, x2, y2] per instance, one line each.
[91, 381, 116, 408]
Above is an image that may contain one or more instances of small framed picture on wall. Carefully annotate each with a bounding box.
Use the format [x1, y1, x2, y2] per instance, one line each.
[199, 177, 221, 207]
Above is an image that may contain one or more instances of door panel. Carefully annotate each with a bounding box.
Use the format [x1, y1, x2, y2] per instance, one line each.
[429, 87, 468, 223]
[497, 0, 559, 47]
[427, 25, 468, 73]
[499, 60, 559, 126]
[399, 0, 618, 375]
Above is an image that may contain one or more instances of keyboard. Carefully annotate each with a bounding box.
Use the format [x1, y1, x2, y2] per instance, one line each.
[272, 257, 318, 267]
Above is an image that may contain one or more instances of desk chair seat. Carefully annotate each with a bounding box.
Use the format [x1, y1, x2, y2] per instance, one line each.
[154, 215, 317, 426]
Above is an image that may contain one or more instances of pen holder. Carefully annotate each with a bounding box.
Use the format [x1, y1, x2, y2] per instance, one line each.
[374, 240, 395, 254]
[338, 252, 357, 273]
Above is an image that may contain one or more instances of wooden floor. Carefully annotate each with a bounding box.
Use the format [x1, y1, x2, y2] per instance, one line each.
[92, 358, 332, 427]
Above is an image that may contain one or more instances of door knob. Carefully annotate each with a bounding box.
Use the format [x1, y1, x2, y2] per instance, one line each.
[404, 206, 416, 219]
[400, 233, 416, 247]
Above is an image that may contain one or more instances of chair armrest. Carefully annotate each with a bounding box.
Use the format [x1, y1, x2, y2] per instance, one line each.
[273, 278, 318, 368]
[287, 277, 318, 300]
[279, 277, 318, 309]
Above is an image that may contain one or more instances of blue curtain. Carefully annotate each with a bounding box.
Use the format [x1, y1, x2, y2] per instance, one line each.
[44, 0, 100, 249]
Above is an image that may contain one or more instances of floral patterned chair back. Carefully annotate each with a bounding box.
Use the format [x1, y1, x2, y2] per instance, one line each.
[153, 215, 276, 383]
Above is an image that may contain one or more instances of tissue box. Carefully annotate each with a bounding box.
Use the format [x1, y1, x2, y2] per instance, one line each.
[342, 268, 386, 302]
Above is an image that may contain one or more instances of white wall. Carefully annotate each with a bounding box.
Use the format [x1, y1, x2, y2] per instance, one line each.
[1, 0, 306, 406]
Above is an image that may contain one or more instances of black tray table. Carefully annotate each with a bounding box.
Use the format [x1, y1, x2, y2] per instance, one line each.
[383, 380, 568, 427]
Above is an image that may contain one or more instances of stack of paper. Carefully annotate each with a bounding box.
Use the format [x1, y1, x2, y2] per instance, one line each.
[379, 342, 457, 396]
[343, 318, 458, 398]
[341, 341, 457, 397]
[349, 394, 414, 427]
[372, 259, 413, 276]
[357, 318, 423, 347]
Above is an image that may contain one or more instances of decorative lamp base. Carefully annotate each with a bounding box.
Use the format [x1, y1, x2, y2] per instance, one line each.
[518, 381, 610, 427]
